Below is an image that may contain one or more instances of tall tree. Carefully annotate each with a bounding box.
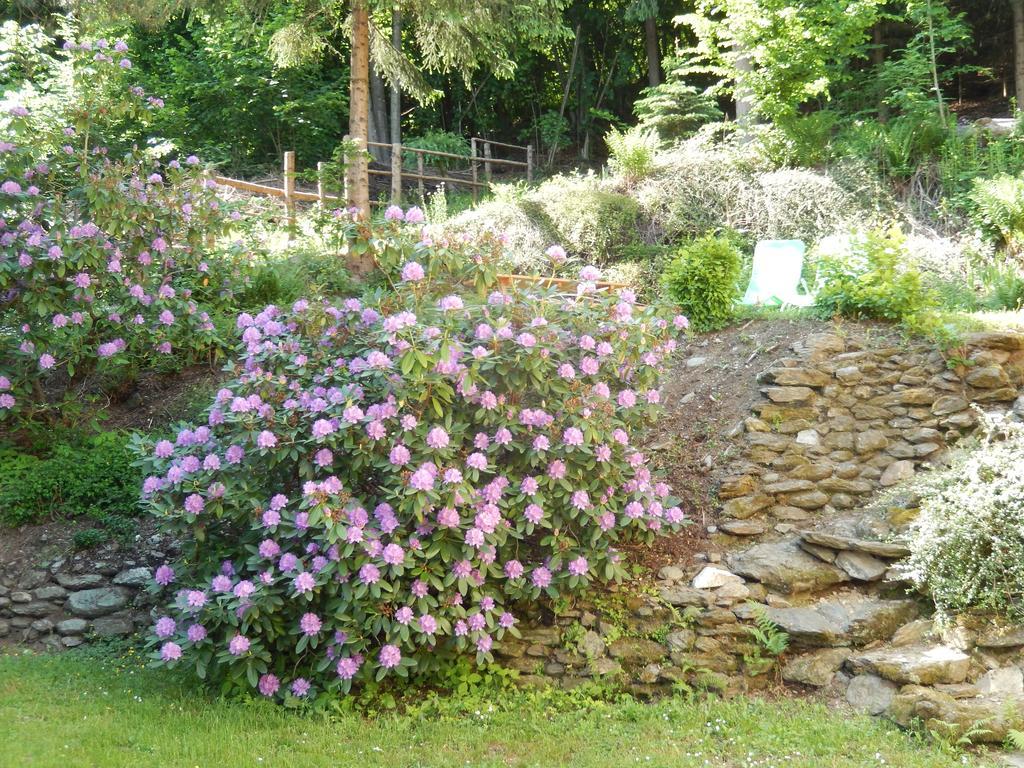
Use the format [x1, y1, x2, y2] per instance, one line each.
[1012, 0, 1024, 109]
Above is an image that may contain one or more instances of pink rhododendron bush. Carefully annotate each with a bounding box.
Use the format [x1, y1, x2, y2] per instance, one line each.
[0, 39, 232, 427]
[136, 222, 690, 701]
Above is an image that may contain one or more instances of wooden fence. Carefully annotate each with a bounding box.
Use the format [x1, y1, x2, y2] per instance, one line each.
[212, 138, 533, 234]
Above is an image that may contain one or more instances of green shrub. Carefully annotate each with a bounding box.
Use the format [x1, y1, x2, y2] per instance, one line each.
[604, 126, 658, 186]
[968, 174, 1024, 252]
[814, 228, 934, 323]
[902, 415, 1024, 620]
[633, 58, 721, 142]
[530, 175, 641, 263]
[402, 131, 470, 172]
[661, 235, 742, 330]
[0, 432, 141, 527]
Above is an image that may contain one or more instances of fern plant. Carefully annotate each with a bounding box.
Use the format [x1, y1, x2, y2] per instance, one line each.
[745, 604, 790, 656]
[604, 126, 659, 186]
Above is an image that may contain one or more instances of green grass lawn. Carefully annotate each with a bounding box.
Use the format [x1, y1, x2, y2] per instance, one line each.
[0, 646, 995, 768]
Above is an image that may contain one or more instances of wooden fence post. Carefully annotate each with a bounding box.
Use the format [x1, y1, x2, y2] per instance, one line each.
[390, 143, 402, 204]
[283, 150, 296, 239]
[316, 161, 326, 207]
[470, 137, 478, 204]
[483, 140, 492, 185]
[526, 144, 534, 183]
[416, 151, 425, 201]
[342, 135, 350, 206]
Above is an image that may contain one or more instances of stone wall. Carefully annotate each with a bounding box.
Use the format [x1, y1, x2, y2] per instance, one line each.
[716, 330, 1024, 536]
[0, 530, 174, 650]
[496, 329, 1024, 742]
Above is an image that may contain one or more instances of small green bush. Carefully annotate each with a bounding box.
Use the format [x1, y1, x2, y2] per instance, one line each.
[0, 432, 141, 527]
[902, 415, 1024, 620]
[661, 235, 742, 330]
[402, 131, 470, 172]
[814, 228, 934, 323]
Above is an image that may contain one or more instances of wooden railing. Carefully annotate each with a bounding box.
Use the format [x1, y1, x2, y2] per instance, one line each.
[212, 138, 534, 233]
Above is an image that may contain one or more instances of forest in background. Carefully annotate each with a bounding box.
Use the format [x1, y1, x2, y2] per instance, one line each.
[2, 0, 1023, 175]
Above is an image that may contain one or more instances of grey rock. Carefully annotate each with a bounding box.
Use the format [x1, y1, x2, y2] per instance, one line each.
[33, 585, 67, 601]
[977, 625, 1024, 648]
[56, 618, 88, 635]
[657, 565, 685, 582]
[30, 618, 54, 634]
[976, 667, 1024, 697]
[112, 567, 152, 588]
[0, 619, 8, 637]
[931, 395, 969, 416]
[10, 591, 31, 603]
[692, 566, 742, 590]
[657, 585, 709, 608]
[61, 636, 84, 648]
[880, 460, 915, 487]
[847, 644, 970, 685]
[578, 630, 606, 658]
[727, 539, 850, 594]
[18, 570, 50, 590]
[91, 616, 135, 637]
[846, 674, 898, 715]
[782, 648, 852, 687]
[67, 587, 129, 618]
[764, 386, 815, 404]
[55, 573, 105, 590]
[764, 595, 917, 647]
[799, 530, 910, 559]
[834, 551, 888, 582]
[855, 430, 889, 453]
[719, 519, 767, 536]
[685, 356, 707, 368]
[11, 601, 53, 618]
[890, 685, 1024, 743]
[665, 629, 696, 654]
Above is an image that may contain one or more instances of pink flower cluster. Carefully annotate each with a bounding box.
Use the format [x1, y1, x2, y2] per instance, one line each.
[140, 222, 689, 702]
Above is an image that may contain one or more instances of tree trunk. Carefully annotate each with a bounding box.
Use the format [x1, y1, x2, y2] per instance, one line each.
[733, 41, 755, 133]
[872, 23, 889, 123]
[347, 0, 371, 231]
[390, 11, 402, 174]
[369, 64, 388, 164]
[390, 12, 402, 145]
[644, 15, 660, 88]
[1013, 0, 1024, 112]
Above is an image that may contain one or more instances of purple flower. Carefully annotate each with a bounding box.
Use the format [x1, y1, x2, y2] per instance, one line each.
[579, 265, 601, 281]
[228, 635, 250, 656]
[291, 678, 311, 697]
[568, 556, 589, 576]
[293, 571, 316, 593]
[384, 204, 404, 221]
[426, 426, 449, 450]
[395, 606, 414, 625]
[419, 614, 437, 635]
[184, 493, 204, 514]
[233, 580, 255, 599]
[546, 245, 567, 263]
[154, 565, 175, 586]
[531, 566, 552, 588]
[409, 464, 435, 492]
[504, 560, 524, 579]
[312, 418, 335, 439]
[337, 656, 361, 680]
[300, 612, 322, 635]
[400, 261, 425, 282]
[154, 616, 176, 638]
[524, 504, 544, 524]
[378, 644, 401, 669]
[160, 642, 182, 661]
[358, 563, 380, 585]
[186, 624, 207, 643]
[258, 673, 279, 696]
[382, 543, 405, 566]
[186, 590, 207, 609]
[571, 490, 590, 510]
[563, 427, 584, 447]
[466, 452, 487, 471]
[438, 295, 463, 311]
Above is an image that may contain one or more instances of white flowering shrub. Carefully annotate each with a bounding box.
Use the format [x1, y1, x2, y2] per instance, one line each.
[136, 219, 690, 701]
[902, 413, 1024, 620]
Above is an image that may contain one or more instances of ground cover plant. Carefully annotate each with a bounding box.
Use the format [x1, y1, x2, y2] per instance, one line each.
[134, 212, 690, 700]
[0, 646, 986, 768]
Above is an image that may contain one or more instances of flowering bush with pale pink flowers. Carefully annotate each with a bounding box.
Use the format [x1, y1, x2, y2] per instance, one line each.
[0, 39, 234, 428]
[136, 221, 689, 701]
